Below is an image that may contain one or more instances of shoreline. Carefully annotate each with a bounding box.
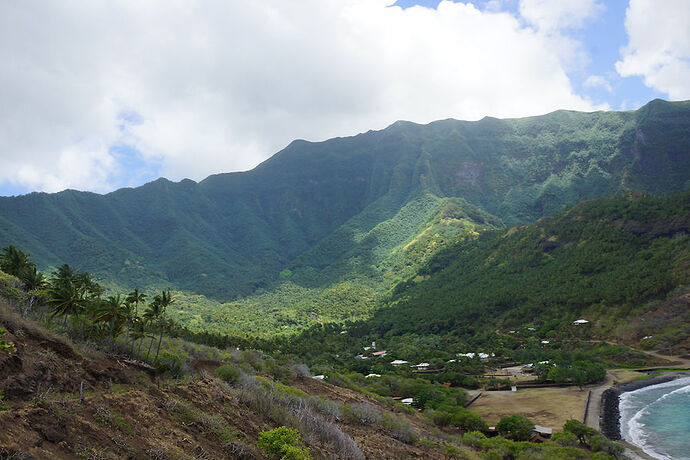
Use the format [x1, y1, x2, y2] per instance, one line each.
[600, 372, 690, 458]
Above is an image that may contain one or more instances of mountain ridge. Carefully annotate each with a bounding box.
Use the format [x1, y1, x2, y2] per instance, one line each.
[0, 99, 688, 304]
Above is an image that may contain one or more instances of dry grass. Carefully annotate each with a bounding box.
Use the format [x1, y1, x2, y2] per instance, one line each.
[469, 387, 589, 430]
[0, 302, 78, 354]
[609, 369, 646, 384]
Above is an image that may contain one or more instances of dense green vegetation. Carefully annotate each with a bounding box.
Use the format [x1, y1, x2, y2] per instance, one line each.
[372, 191, 689, 337]
[0, 99, 688, 312]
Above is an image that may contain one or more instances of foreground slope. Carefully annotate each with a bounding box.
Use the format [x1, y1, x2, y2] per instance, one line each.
[0, 100, 688, 301]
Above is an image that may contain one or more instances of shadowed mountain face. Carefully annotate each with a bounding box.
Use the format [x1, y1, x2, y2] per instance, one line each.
[0, 99, 688, 300]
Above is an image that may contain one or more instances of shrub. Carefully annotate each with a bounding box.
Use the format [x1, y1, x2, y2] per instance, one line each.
[216, 364, 241, 384]
[451, 409, 488, 432]
[341, 402, 382, 425]
[461, 430, 487, 448]
[551, 431, 578, 447]
[381, 413, 417, 444]
[0, 328, 15, 354]
[590, 435, 624, 459]
[428, 409, 453, 427]
[591, 452, 616, 460]
[241, 349, 264, 371]
[257, 426, 312, 460]
[442, 442, 470, 459]
[496, 415, 534, 441]
[292, 363, 311, 378]
[155, 352, 184, 378]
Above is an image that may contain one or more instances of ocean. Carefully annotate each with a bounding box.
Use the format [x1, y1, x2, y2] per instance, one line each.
[619, 376, 690, 460]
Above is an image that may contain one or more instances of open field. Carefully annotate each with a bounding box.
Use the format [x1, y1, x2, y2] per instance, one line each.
[470, 387, 589, 430]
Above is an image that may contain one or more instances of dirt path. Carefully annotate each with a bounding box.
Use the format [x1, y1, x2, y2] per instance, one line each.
[584, 371, 614, 430]
[642, 349, 690, 367]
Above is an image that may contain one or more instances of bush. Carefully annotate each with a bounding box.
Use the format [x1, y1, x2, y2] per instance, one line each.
[155, 352, 184, 378]
[381, 413, 417, 444]
[216, 364, 241, 384]
[341, 403, 382, 425]
[496, 415, 534, 441]
[551, 431, 578, 447]
[0, 328, 15, 354]
[590, 435, 624, 459]
[257, 426, 312, 460]
[428, 409, 453, 427]
[461, 430, 487, 448]
[451, 409, 488, 432]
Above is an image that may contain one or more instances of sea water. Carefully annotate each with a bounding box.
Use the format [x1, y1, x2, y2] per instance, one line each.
[619, 376, 690, 460]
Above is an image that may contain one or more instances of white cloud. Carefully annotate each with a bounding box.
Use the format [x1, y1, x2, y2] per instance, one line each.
[584, 75, 613, 93]
[519, 0, 603, 32]
[0, 0, 601, 194]
[616, 0, 690, 100]
[518, 0, 604, 73]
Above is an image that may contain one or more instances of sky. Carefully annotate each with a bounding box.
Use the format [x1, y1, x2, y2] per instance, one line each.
[0, 0, 688, 196]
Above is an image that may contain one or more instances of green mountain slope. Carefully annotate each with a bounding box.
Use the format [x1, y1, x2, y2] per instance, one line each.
[369, 191, 690, 340]
[0, 99, 688, 304]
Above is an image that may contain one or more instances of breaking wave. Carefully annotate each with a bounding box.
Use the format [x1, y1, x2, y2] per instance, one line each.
[620, 376, 690, 460]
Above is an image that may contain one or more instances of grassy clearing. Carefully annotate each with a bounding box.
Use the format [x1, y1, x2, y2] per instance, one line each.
[470, 387, 589, 429]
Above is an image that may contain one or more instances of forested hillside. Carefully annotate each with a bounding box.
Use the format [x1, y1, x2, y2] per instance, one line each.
[370, 191, 690, 340]
[0, 99, 688, 306]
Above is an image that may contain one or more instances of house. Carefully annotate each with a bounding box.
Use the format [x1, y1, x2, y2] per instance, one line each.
[532, 425, 553, 438]
[541, 340, 550, 344]
[356, 355, 370, 360]
[363, 346, 371, 351]
[311, 375, 325, 380]
[390, 359, 409, 366]
[365, 373, 381, 378]
[573, 319, 589, 325]
[414, 362, 430, 369]
[340, 330, 348, 334]
[401, 397, 414, 405]
[372, 350, 387, 357]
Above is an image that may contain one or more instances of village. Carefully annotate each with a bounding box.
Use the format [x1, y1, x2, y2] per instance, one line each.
[317, 317, 689, 445]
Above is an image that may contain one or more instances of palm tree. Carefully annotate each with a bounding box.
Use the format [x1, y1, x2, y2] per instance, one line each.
[153, 291, 174, 363]
[143, 298, 163, 361]
[18, 266, 46, 317]
[0, 245, 34, 277]
[125, 288, 146, 353]
[125, 288, 147, 317]
[94, 295, 127, 347]
[47, 277, 84, 326]
[131, 317, 151, 357]
[143, 291, 174, 362]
